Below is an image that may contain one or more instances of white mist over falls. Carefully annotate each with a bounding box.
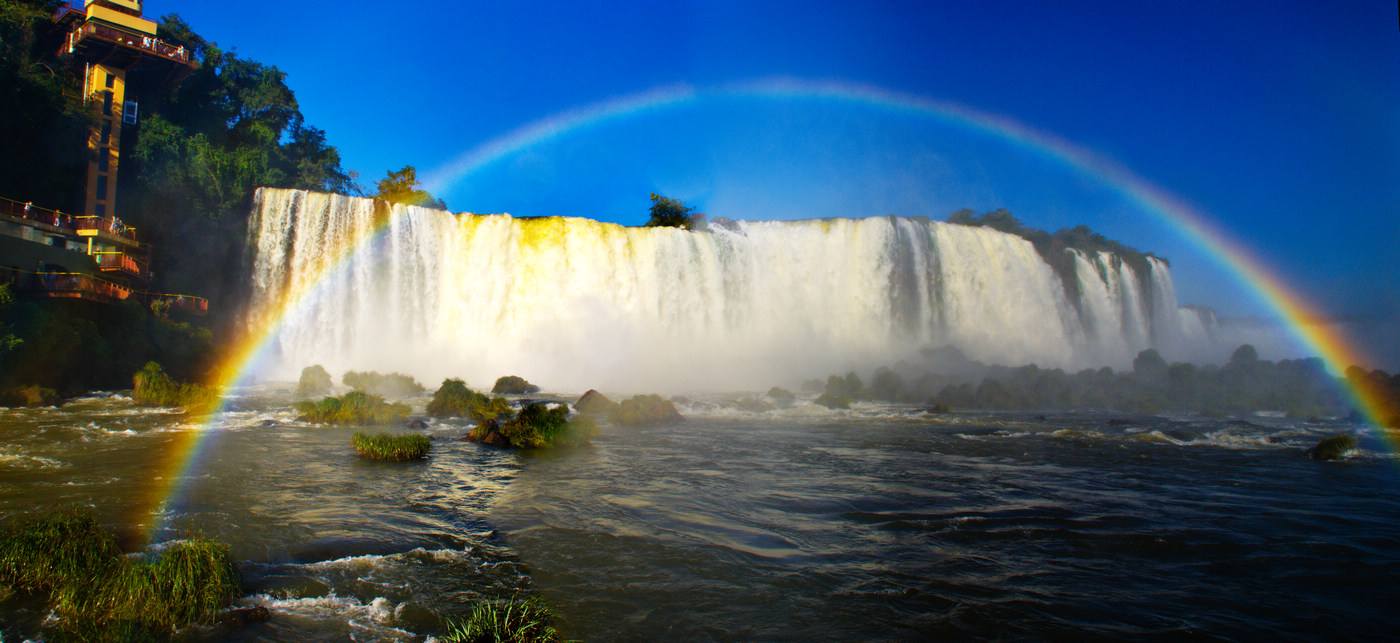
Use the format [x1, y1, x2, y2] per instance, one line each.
[245, 188, 1222, 391]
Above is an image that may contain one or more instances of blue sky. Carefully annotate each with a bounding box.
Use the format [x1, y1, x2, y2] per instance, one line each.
[144, 0, 1400, 366]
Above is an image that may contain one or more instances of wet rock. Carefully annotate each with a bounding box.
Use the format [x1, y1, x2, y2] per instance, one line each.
[575, 389, 618, 415]
[610, 394, 684, 426]
[1306, 434, 1357, 461]
[219, 605, 271, 626]
[404, 417, 430, 429]
[259, 419, 279, 428]
[923, 404, 952, 414]
[491, 375, 540, 395]
[766, 387, 796, 407]
[730, 397, 775, 413]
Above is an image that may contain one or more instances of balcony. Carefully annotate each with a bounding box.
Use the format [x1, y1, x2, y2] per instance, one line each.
[1, 266, 208, 316]
[94, 251, 145, 277]
[73, 214, 141, 247]
[59, 18, 196, 71]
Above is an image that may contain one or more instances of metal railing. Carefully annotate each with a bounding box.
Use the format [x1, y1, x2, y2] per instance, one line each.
[0, 266, 207, 315]
[64, 20, 192, 64]
[0, 196, 140, 244]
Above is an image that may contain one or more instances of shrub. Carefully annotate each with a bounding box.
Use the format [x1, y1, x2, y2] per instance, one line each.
[0, 384, 60, 407]
[0, 511, 239, 636]
[296, 364, 333, 397]
[296, 391, 411, 425]
[609, 394, 683, 426]
[492, 375, 540, 395]
[813, 392, 852, 409]
[442, 595, 560, 643]
[469, 403, 597, 449]
[132, 361, 219, 411]
[343, 370, 425, 398]
[766, 387, 796, 407]
[427, 378, 511, 421]
[352, 432, 431, 461]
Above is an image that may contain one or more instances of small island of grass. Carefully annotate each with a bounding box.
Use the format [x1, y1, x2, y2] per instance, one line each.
[352, 432, 431, 461]
[609, 394, 684, 426]
[297, 364, 333, 397]
[492, 375, 541, 395]
[428, 378, 514, 423]
[296, 391, 411, 425]
[443, 595, 561, 643]
[132, 361, 219, 411]
[468, 402, 597, 449]
[343, 370, 425, 398]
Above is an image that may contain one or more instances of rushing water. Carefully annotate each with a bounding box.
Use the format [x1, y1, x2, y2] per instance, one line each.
[246, 189, 1223, 391]
[2, 390, 1398, 640]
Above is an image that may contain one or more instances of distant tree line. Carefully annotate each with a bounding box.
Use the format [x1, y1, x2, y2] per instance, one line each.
[809, 344, 1400, 425]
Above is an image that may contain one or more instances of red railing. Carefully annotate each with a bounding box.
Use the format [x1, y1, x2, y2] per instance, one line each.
[95, 251, 144, 277]
[74, 214, 139, 243]
[64, 20, 192, 65]
[0, 196, 79, 231]
[0, 266, 208, 315]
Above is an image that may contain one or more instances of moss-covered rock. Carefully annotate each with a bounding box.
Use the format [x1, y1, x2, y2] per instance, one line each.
[609, 394, 683, 426]
[766, 387, 796, 407]
[296, 391, 411, 425]
[814, 392, 852, 409]
[1306, 434, 1357, 461]
[467, 403, 596, 448]
[343, 370, 425, 398]
[352, 432, 431, 461]
[296, 364, 333, 398]
[730, 396, 775, 413]
[132, 361, 219, 411]
[492, 375, 540, 395]
[575, 389, 618, 416]
[0, 384, 60, 407]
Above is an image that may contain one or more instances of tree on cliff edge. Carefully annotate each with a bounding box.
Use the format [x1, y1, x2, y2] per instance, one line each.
[376, 165, 447, 209]
[645, 193, 704, 230]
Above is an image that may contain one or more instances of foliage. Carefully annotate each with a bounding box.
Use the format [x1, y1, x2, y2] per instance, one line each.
[296, 391, 411, 425]
[296, 364, 333, 397]
[1305, 434, 1357, 461]
[815, 372, 864, 409]
[609, 394, 684, 426]
[374, 165, 446, 208]
[343, 370, 425, 398]
[1345, 366, 1400, 429]
[427, 378, 514, 423]
[645, 193, 704, 230]
[0, 384, 59, 407]
[469, 403, 597, 449]
[491, 375, 540, 395]
[0, 510, 239, 637]
[441, 595, 561, 643]
[766, 387, 796, 407]
[352, 432, 431, 461]
[0, 299, 212, 396]
[132, 361, 219, 410]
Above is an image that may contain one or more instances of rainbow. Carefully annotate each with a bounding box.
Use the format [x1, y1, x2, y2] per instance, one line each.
[145, 78, 1393, 541]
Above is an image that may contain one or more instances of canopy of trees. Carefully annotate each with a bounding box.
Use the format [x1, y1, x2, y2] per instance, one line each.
[645, 193, 703, 230]
[374, 165, 446, 209]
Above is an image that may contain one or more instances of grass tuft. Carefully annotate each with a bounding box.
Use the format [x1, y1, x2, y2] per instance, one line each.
[0, 511, 240, 637]
[442, 595, 561, 643]
[352, 432, 431, 461]
[132, 361, 219, 411]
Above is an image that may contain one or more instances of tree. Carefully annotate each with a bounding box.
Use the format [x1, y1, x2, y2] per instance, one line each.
[374, 165, 445, 208]
[645, 193, 703, 230]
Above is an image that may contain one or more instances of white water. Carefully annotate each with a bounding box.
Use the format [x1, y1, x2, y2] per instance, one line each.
[245, 188, 1217, 391]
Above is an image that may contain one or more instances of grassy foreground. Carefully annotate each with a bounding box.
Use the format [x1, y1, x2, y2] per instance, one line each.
[353, 432, 431, 461]
[0, 510, 239, 638]
[443, 595, 561, 643]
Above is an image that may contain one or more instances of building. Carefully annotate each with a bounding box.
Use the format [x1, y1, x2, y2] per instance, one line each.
[0, 1, 205, 315]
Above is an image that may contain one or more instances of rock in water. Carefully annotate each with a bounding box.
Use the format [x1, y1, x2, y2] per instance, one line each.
[610, 394, 684, 426]
[575, 389, 618, 415]
[1306, 434, 1357, 461]
[220, 605, 271, 626]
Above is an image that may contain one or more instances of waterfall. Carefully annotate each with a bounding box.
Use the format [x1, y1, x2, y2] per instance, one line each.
[245, 188, 1213, 391]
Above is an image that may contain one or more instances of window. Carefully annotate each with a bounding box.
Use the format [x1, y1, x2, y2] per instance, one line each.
[100, 120, 111, 145]
[104, 72, 115, 89]
[95, 203, 106, 217]
[98, 150, 109, 172]
[51, 236, 64, 248]
[102, 91, 113, 114]
[122, 100, 138, 126]
[95, 175, 108, 199]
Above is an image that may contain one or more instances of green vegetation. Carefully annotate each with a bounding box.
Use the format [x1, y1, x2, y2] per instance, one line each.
[644, 193, 704, 230]
[296, 391, 411, 425]
[468, 403, 597, 449]
[0, 299, 213, 397]
[492, 375, 540, 395]
[0, 510, 239, 637]
[442, 595, 560, 643]
[575, 389, 618, 415]
[1306, 434, 1357, 461]
[352, 432, 431, 461]
[766, 386, 796, 407]
[609, 394, 684, 426]
[815, 344, 1357, 418]
[428, 378, 514, 423]
[1346, 366, 1400, 429]
[375, 165, 447, 209]
[343, 370, 425, 398]
[296, 364, 333, 397]
[815, 373, 864, 409]
[132, 361, 219, 411]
